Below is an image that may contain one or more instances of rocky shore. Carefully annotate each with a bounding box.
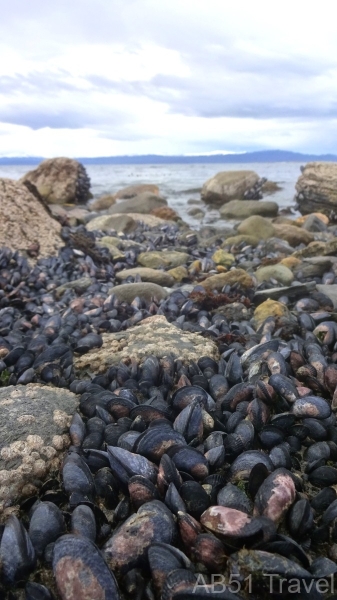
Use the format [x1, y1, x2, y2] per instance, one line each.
[1, 159, 337, 598]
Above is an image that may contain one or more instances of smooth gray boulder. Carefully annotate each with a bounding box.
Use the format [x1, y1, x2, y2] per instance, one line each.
[201, 170, 259, 206]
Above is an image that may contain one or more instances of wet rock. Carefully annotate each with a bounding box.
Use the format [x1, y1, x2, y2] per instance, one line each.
[261, 180, 282, 194]
[74, 315, 219, 375]
[116, 267, 175, 287]
[0, 178, 62, 258]
[220, 200, 278, 219]
[109, 193, 167, 215]
[151, 207, 180, 221]
[111, 283, 168, 303]
[211, 250, 235, 267]
[253, 299, 291, 328]
[255, 265, 294, 286]
[55, 277, 92, 299]
[222, 234, 260, 247]
[316, 284, 337, 309]
[201, 269, 254, 292]
[168, 266, 189, 282]
[86, 214, 137, 233]
[20, 158, 91, 204]
[128, 213, 174, 226]
[66, 207, 90, 226]
[101, 236, 146, 251]
[201, 171, 259, 206]
[188, 207, 205, 218]
[214, 302, 253, 321]
[279, 256, 302, 269]
[0, 384, 78, 517]
[89, 194, 117, 211]
[273, 224, 314, 247]
[294, 258, 333, 279]
[237, 216, 275, 240]
[138, 251, 189, 269]
[115, 183, 160, 199]
[264, 237, 294, 255]
[295, 162, 337, 216]
[295, 212, 329, 226]
[292, 239, 337, 258]
[96, 241, 125, 261]
[302, 214, 327, 232]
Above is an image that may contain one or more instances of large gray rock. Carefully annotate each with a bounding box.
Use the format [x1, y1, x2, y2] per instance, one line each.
[111, 283, 168, 303]
[220, 200, 279, 219]
[116, 267, 175, 287]
[74, 315, 219, 375]
[295, 162, 337, 217]
[109, 192, 167, 215]
[0, 178, 63, 258]
[201, 170, 259, 206]
[20, 157, 91, 204]
[0, 384, 78, 517]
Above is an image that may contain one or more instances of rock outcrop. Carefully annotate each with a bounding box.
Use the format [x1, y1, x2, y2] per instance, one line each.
[0, 178, 63, 258]
[295, 162, 337, 217]
[74, 315, 219, 375]
[20, 157, 91, 204]
[0, 384, 78, 517]
[201, 171, 260, 206]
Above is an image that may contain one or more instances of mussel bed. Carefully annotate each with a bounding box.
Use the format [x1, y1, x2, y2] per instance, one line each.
[2, 222, 337, 599]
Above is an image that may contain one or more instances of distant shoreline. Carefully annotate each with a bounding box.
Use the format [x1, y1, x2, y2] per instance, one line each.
[1, 149, 337, 166]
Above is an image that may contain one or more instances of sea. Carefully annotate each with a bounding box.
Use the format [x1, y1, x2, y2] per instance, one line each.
[0, 162, 303, 228]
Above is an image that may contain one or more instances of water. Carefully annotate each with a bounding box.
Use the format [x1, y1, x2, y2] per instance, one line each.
[0, 162, 302, 228]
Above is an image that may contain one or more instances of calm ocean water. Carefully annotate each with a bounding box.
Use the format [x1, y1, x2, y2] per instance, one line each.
[0, 162, 303, 228]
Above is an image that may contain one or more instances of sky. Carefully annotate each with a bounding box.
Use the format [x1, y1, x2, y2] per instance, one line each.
[0, 0, 337, 157]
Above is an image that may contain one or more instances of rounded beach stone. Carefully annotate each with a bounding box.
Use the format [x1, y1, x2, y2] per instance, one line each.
[255, 265, 294, 286]
[237, 216, 275, 240]
[200, 269, 254, 291]
[110, 283, 168, 303]
[253, 299, 291, 328]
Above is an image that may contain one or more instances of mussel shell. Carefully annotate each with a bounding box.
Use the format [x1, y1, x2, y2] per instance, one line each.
[217, 483, 253, 514]
[290, 396, 331, 420]
[148, 542, 191, 595]
[179, 481, 210, 519]
[29, 501, 66, 557]
[167, 445, 209, 480]
[228, 450, 274, 482]
[53, 534, 120, 600]
[192, 533, 227, 571]
[103, 500, 177, 574]
[71, 504, 97, 542]
[0, 515, 36, 584]
[134, 425, 187, 462]
[128, 475, 161, 509]
[171, 386, 210, 411]
[25, 582, 53, 600]
[253, 468, 296, 523]
[107, 446, 158, 490]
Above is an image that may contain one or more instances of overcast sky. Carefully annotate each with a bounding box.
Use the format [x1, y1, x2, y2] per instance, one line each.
[0, 0, 336, 157]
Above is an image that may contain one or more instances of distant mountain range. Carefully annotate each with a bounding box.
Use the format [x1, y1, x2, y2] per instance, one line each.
[0, 149, 337, 166]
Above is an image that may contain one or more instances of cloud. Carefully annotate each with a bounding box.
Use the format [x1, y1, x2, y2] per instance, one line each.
[0, 0, 337, 155]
